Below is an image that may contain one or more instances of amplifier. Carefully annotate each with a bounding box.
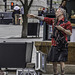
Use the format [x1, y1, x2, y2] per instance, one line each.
[0, 42, 33, 68]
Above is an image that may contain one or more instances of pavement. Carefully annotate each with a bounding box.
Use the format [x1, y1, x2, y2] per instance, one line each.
[0, 25, 22, 38]
[2, 72, 75, 75]
[6, 72, 75, 75]
[6, 73, 72, 75]
[0, 24, 43, 39]
[0, 24, 75, 75]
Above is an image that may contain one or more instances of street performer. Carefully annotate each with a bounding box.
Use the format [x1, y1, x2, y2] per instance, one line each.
[27, 8, 72, 75]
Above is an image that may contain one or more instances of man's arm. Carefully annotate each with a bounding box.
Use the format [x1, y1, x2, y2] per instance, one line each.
[27, 14, 54, 25]
[27, 14, 44, 20]
[64, 29, 72, 36]
[56, 26, 72, 36]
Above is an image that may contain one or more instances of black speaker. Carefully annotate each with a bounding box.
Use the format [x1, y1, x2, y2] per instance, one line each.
[0, 42, 33, 68]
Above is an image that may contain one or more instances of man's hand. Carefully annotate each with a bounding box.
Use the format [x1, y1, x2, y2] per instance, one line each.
[27, 14, 35, 18]
[27, 14, 44, 21]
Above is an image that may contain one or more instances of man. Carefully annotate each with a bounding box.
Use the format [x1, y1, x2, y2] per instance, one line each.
[27, 8, 72, 75]
[13, 4, 20, 11]
[12, 4, 20, 25]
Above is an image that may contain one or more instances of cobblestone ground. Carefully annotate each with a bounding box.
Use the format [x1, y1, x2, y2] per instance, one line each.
[7, 72, 75, 75]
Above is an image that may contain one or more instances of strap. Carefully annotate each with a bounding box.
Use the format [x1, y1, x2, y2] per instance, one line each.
[59, 18, 68, 25]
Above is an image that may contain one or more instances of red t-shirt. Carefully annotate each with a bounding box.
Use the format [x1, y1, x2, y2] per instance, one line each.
[44, 17, 72, 46]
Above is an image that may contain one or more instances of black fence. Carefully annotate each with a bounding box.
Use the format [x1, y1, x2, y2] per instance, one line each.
[0, 12, 12, 24]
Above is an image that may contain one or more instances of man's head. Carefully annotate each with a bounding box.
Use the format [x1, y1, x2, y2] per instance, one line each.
[55, 8, 66, 18]
[16, 4, 18, 6]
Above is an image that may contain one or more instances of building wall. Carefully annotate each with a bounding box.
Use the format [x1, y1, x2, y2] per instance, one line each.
[0, 0, 47, 11]
[0, 0, 4, 11]
[47, 0, 62, 9]
[0, 0, 47, 23]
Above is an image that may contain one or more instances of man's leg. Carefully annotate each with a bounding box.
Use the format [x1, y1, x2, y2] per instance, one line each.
[22, 15, 24, 25]
[60, 62, 65, 75]
[53, 62, 58, 75]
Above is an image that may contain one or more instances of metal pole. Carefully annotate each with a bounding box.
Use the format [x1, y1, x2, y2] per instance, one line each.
[5, 0, 7, 12]
[50, 0, 52, 13]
